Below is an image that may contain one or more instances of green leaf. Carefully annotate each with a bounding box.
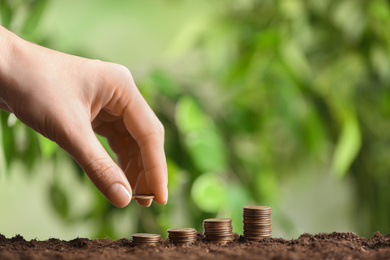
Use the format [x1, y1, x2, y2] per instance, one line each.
[280, 40, 312, 82]
[167, 159, 181, 191]
[332, 113, 362, 178]
[49, 183, 70, 218]
[227, 184, 252, 234]
[21, 0, 48, 37]
[191, 172, 228, 213]
[255, 169, 279, 204]
[0, 0, 13, 29]
[163, 15, 210, 59]
[150, 71, 179, 99]
[97, 135, 116, 163]
[0, 112, 15, 166]
[12, 126, 41, 171]
[175, 96, 212, 135]
[175, 96, 227, 173]
[368, 0, 390, 22]
[185, 129, 227, 172]
[0, 112, 6, 181]
[332, 0, 365, 41]
[38, 134, 58, 158]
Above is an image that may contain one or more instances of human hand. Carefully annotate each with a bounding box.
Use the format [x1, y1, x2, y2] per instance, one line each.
[0, 26, 168, 208]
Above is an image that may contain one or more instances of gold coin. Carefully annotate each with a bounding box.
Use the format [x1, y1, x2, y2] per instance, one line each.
[167, 228, 197, 233]
[132, 194, 155, 200]
[204, 218, 232, 223]
[244, 222, 271, 225]
[244, 205, 271, 210]
[132, 233, 160, 238]
[204, 228, 233, 232]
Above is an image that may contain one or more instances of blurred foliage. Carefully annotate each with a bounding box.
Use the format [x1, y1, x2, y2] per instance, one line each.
[1, 0, 390, 238]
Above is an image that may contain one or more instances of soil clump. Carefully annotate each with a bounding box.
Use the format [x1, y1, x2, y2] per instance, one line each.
[1, 232, 390, 259]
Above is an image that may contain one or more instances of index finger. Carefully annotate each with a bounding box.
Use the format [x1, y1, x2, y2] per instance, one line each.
[122, 85, 168, 205]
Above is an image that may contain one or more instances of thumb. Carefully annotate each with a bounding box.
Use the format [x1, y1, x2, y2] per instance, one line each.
[60, 124, 132, 208]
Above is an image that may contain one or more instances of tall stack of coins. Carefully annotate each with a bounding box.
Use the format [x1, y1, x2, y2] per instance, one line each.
[203, 218, 234, 244]
[132, 233, 161, 246]
[243, 205, 272, 240]
[167, 228, 197, 245]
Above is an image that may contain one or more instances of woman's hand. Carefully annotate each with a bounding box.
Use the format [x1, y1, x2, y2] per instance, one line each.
[0, 26, 168, 208]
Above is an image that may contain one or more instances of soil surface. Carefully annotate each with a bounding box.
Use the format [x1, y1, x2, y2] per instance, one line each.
[1, 232, 390, 260]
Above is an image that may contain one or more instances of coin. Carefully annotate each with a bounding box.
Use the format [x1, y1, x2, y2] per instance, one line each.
[243, 222, 271, 227]
[132, 233, 161, 246]
[204, 218, 232, 223]
[167, 228, 196, 233]
[167, 228, 197, 246]
[244, 231, 273, 234]
[204, 227, 233, 232]
[244, 205, 272, 211]
[132, 194, 155, 200]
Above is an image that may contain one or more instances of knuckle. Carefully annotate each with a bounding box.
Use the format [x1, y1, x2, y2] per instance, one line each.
[137, 120, 165, 145]
[100, 62, 135, 90]
[112, 64, 134, 86]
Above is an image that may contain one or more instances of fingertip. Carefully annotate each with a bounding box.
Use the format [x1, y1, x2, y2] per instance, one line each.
[136, 199, 152, 207]
[155, 198, 167, 205]
[145, 172, 168, 205]
[154, 192, 168, 205]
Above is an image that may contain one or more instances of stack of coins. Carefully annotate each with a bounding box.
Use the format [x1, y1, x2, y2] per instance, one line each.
[243, 205, 272, 240]
[203, 218, 234, 244]
[167, 228, 197, 245]
[132, 233, 161, 246]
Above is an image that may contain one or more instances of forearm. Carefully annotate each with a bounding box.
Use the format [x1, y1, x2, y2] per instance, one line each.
[0, 26, 21, 112]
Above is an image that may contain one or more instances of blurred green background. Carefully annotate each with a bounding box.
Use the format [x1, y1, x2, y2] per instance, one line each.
[1, 0, 390, 240]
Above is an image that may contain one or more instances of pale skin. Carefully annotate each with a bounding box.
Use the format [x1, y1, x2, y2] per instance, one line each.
[0, 26, 168, 208]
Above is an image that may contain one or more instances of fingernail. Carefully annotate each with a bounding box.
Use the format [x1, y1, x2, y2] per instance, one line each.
[106, 183, 131, 208]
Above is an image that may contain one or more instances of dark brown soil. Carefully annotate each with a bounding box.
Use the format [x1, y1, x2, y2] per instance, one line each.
[1, 232, 390, 260]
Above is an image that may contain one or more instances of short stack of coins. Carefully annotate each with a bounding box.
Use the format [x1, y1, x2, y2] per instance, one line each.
[203, 218, 234, 244]
[167, 228, 197, 245]
[243, 205, 272, 240]
[132, 233, 161, 246]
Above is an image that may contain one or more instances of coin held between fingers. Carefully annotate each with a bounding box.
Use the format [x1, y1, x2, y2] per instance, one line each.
[132, 194, 155, 200]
